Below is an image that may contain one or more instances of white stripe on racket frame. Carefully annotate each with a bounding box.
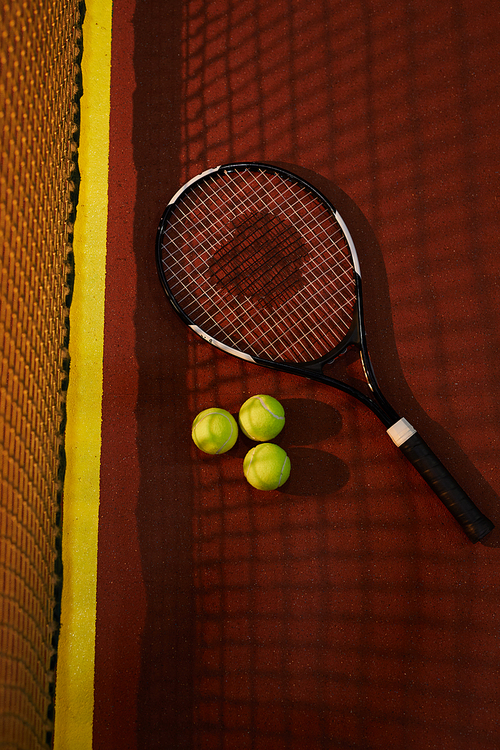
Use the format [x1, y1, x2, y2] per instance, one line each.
[334, 209, 361, 277]
[189, 324, 257, 362]
[167, 165, 221, 206]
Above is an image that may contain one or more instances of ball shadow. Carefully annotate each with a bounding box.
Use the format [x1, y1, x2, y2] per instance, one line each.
[278, 398, 343, 446]
[230, 398, 343, 457]
[281, 446, 350, 497]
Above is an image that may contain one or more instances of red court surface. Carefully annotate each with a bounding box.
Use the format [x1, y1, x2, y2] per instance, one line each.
[94, 1, 500, 748]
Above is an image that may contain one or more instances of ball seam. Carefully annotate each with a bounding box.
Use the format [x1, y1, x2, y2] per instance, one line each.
[256, 395, 284, 421]
[193, 410, 235, 454]
[216, 413, 235, 454]
[278, 456, 287, 487]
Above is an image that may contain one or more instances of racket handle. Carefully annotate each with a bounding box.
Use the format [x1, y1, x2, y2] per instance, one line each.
[387, 419, 494, 543]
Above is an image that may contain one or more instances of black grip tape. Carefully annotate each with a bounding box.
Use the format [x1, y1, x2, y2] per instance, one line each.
[399, 432, 494, 543]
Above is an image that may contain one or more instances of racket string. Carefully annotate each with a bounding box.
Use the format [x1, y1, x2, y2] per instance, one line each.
[166, 258, 343, 362]
[166, 170, 350, 284]
[160, 167, 357, 362]
[163, 265, 354, 362]
[165, 250, 355, 363]
[209, 210, 308, 305]
[166, 265, 353, 361]
[164, 232, 355, 357]
[166, 261, 313, 361]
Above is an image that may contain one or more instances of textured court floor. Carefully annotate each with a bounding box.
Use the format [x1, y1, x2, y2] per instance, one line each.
[58, 1, 500, 748]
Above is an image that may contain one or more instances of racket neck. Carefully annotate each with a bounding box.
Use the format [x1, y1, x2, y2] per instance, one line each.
[268, 357, 395, 427]
[354, 274, 400, 426]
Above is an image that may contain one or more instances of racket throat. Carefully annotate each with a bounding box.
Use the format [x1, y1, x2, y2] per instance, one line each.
[358, 346, 398, 421]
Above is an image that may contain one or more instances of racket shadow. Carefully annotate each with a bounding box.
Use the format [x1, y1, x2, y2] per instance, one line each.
[269, 162, 499, 544]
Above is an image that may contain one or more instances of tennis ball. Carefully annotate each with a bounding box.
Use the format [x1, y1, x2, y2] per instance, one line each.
[243, 443, 291, 491]
[192, 408, 238, 454]
[238, 394, 285, 442]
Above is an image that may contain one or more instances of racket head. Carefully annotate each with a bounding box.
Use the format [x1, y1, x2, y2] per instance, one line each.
[156, 163, 363, 369]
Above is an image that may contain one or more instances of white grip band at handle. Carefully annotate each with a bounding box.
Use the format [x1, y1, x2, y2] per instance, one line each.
[387, 417, 417, 447]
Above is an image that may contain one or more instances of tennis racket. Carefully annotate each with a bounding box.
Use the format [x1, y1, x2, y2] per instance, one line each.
[156, 162, 494, 543]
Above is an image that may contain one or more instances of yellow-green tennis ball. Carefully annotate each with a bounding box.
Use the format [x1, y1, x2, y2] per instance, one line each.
[238, 394, 285, 442]
[243, 443, 291, 491]
[192, 408, 238, 455]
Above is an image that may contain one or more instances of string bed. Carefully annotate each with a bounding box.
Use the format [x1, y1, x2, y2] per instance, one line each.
[160, 167, 356, 363]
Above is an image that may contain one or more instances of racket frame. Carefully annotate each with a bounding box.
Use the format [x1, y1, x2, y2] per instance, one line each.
[156, 163, 396, 424]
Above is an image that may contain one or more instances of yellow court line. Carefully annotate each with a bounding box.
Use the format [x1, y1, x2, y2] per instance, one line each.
[53, 1, 112, 748]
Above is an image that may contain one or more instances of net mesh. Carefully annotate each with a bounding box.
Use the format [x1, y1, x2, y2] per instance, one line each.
[0, 1, 82, 747]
